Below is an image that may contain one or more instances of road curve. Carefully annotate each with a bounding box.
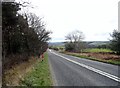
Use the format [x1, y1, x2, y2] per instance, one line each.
[48, 49, 120, 87]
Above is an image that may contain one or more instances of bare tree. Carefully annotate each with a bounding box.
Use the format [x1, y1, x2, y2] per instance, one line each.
[72, 30, 84, 42]
[65, 30, 85, 52]
[25, 13, 52, 55]
[65, 30, 84, 43]
[65, 33, 73, 43]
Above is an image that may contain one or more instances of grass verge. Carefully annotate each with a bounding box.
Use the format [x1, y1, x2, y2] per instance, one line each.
[62, 52, 120, 66]
[20, 52, 53, 86]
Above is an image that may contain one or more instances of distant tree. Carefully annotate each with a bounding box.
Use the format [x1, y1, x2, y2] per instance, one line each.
[110, 30, 120, 55]
[97, 44, 111, 49]
[65, 30, 84, 42]
[65, 30, 85, 52]
[65, 33, 73, 43]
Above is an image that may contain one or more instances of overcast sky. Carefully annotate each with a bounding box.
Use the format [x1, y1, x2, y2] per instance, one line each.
[19, 0, 119, 42]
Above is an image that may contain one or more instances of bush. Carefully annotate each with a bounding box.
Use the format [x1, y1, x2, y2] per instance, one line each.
[53, 47, 59, 51]
[65, 43, 75, 52]
[110, 30, 120, 55]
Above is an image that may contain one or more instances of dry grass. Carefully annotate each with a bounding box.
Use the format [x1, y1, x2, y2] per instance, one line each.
[63, 51, 120, 65]
[3, 56, 41, 86]
[79, 52, 120, 61]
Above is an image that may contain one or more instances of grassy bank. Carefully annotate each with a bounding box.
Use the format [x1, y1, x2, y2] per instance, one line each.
[20, 52, 53, 86]
[62, 52, 120, 66]
[3, 56, 39, 86]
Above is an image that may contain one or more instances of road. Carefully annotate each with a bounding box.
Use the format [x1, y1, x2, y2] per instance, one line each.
[0, 46, 1, 87]
[48, 49, 120, 86]
[0, 60, 1, 87]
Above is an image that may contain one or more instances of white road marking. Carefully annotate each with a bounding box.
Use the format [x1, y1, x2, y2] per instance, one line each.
[49, 50, 120, 82]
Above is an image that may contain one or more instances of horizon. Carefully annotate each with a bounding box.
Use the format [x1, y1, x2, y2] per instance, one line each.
[49, 40, 110, 43]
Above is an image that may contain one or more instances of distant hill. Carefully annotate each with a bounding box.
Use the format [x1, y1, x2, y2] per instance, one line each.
[48, 41, 110, 47]
[86, 41, 110, 46]
[48, 42, 64, 46]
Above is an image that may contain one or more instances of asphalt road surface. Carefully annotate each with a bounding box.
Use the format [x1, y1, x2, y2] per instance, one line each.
[48, 49, 120, 87]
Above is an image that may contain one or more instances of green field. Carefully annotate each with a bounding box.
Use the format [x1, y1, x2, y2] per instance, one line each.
[83, 48, 113, 53]
[20, 52, 52, 86]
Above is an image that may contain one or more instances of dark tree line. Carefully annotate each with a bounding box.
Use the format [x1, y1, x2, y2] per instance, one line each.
[110, 30, 120, 55]
[2, 1, 51, 69]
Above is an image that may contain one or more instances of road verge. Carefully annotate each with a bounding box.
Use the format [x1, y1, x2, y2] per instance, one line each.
[20, 52, 53, 86]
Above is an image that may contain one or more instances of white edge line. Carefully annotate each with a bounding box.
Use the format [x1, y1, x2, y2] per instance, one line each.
[50, 50, 120, 83]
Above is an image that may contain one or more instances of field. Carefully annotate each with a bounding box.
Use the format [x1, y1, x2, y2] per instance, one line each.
[61, 48, 120, 65]
[83, 48, 113, 53]
[49, 43, 120, 65]
[63, 51, 120, 65]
